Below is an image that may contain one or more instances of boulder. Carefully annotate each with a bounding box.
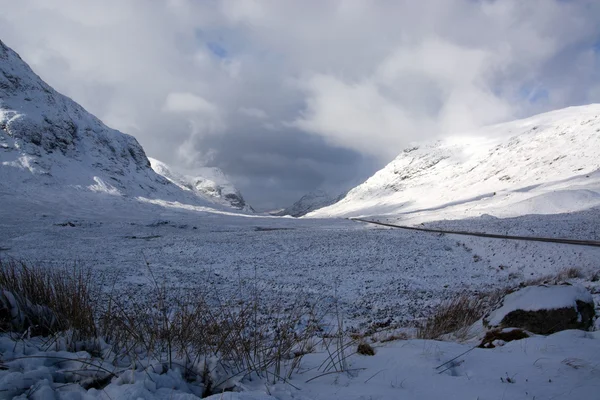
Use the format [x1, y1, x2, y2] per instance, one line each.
[483, 284, 595, 334]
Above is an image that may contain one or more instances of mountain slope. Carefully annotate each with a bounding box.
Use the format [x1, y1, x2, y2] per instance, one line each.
[277, 190, 344, 217]
[309, 105, 600, 222]
[0, 39, 243, 214]
[149, 158, 253, 212]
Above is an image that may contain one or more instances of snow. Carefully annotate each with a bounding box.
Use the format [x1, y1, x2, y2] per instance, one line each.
[149, 158, 253, 212]
[309, 104, 600, 223]
[486, 284, 594, 327]
[1, 192, 598, 331]
[2, 329, 600, 399]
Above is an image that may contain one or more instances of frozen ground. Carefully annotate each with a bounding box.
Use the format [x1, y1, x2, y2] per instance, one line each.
[1, 192, 599, 331]
[1, 194, 600, 399]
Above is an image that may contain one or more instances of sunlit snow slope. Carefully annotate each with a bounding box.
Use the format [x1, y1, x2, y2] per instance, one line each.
[149, 158, 253, 212]
[310, 105, 600, 222]
[0, 39, 246, 214]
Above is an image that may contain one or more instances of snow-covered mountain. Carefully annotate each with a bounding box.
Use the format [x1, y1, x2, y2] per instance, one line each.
[149, 158, 253, 212]
[309, 105, 600, 222]
[0, 39, 248, 214]
[277, 190, 344, 217]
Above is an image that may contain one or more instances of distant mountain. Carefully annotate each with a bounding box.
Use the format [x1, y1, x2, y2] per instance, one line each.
[149, 158, 253, 212]
[309, 105, 600, 223]
[277, 190, 345, 217]
[0, 39, 246, 214]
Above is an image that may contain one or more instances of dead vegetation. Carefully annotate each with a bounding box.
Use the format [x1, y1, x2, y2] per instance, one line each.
[356, 342, 375, 356]
[519, 266, 584, 287]
[0, 260, 97, 343]
[417, 266, 592, 340]
[0, 259, 356, 395]
[416, 293, 489, 339]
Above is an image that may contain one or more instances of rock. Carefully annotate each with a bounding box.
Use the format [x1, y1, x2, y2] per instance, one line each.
[478, 328, 530, 348]
[483, 284, 594, 334]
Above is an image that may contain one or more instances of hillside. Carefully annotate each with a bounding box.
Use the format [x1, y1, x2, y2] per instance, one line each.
[309, 105, 600, 223]
[0, 39, 245, 214]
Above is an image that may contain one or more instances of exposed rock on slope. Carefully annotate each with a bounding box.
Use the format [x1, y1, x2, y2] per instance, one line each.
[277, 190, 344, 217]
[309, 105, 600, 222]
[149, 158, 253, 212]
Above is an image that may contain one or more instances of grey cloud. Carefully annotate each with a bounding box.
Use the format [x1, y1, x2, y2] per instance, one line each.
[1, 0, 599, 208]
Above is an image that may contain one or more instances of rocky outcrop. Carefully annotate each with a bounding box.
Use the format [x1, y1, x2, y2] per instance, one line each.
[278, 190, 345, 217]
[483, 284, 595, 334]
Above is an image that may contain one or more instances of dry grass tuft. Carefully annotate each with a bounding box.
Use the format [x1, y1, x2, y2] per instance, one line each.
[418, 266, 591, 341]
[356, 342, 375, 356]
[556, 267, 583, 280]
[417, 293, 490, 340]
[519, 267, 584, 288]
[0, 259, 97, 341]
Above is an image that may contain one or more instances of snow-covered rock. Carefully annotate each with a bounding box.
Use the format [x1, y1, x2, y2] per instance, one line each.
[149, 158, 253, 212]
[277, 190, 344, 217]
[484, 284, 595, 334]
[309, 105, 600, 222]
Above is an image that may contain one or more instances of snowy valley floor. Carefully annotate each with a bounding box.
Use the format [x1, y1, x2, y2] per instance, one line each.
[0, 195, 599, 399]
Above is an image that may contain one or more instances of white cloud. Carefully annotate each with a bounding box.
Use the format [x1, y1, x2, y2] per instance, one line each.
[163, 92, 218, 114]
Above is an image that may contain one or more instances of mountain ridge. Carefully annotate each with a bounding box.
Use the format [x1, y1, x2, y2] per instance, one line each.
[309, 104, 600, 223]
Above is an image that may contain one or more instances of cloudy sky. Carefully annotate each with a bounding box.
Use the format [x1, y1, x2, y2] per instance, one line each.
[1, 0, 600, 209]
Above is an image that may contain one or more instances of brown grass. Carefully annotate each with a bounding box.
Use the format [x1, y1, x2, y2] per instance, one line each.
[417, 289, 507, 340]
[519, 267, 584, 288]
[417, 294, 487, 339]
[0, 259, 332, 395]
[356, 342, 375, 356]
[98, 267, 326, 394]
[418, 267, 589, 341]
[0, 259, 97, 341]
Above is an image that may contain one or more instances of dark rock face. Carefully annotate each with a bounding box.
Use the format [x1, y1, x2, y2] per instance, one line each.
[496, 300, 594, 334]
[224, 193, 247, 210]
[484, 285, 595, 335]
[279, 190, 346, 217]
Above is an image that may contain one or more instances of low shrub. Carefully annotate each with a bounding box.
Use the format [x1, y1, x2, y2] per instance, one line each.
[417, 293, 487, 340]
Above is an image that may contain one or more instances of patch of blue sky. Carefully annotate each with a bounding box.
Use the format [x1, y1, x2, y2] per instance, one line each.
[207, 41, 228, 59]
[195, 28, 229, 59]
[519, 83, 549, 104]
